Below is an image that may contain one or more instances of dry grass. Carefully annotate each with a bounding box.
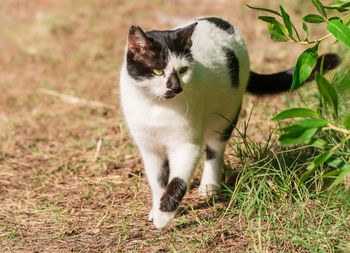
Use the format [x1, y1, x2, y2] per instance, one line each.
[0, 0, 346, 252]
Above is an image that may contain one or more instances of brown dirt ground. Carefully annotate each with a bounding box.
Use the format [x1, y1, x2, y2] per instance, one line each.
[0, 0, 337, 252]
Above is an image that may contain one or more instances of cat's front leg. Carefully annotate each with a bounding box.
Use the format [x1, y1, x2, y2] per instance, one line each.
[153, 143, 201, 228]
[138, 148, 169, 223]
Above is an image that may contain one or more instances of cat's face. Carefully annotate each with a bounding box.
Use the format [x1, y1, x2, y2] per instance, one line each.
[126, 23, 197, 99]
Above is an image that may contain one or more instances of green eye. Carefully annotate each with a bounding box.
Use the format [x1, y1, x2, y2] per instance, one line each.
[179, 67, 188, 74]
[152, 69, 164, 76]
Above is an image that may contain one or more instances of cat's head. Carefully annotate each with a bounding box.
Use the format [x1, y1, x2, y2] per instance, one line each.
[126, 23, 197, 99]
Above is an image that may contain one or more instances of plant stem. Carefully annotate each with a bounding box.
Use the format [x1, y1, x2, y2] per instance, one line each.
[294, 33, 333, 45]
[291, 13, 350, 45]
[331, 134, 350, 152]
[326, 124, 350, 135]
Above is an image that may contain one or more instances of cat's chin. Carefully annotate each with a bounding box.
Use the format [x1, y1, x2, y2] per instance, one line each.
[164, 93, 176, 99]
[164, 87, 183, 99]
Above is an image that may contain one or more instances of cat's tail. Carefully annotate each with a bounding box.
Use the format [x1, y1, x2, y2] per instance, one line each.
[246, 53, 341, 95]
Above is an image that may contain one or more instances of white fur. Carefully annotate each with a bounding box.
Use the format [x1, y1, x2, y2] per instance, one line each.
[120, 17, 250, 228]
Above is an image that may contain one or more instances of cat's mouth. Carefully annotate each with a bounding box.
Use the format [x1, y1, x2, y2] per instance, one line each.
[164, 87, 183, 99]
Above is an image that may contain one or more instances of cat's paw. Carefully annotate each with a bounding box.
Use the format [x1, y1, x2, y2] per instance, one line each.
[148, 209, 154, 221]
[198, 184, 221, 197]
[153, 209, 175, 228]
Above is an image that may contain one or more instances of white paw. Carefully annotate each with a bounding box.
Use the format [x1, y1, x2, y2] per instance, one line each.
[148, 208, 154, 221]
[153, 208, 176, 228]
[198, 184, 221, 197]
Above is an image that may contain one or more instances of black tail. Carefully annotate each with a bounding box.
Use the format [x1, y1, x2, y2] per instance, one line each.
[246, 53, 341, 95]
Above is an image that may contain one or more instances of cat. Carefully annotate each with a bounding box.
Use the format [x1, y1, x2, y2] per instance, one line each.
[119, 17, 340, 228]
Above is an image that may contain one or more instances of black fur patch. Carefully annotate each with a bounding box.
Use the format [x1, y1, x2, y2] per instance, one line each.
[158, 159, 169, 188]
[145, 24, 196, 61]
[205, 145, 216, 160]
[126, 24, 197, 80]
[220, 106, 241, 141]
[159, 177, 187, 212]
[200, 17, 235, 34]
[165, 70, 182, 98]
[127, 39, 168, 81]
[222, 47, 239, 87]
[247, 53, 341, 95]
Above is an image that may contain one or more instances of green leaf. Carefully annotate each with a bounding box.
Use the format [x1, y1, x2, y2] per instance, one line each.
[259, 16, 289, 42]
[330, 164, 350, 188]
[328, 17, 341, 22]
[324, 6, 349, 12]
[300, 151, 333, 184]
[280, 5, 293, 37]
[325, 2, 350, 12]
[303, 14, 326, 23]
[326, 157, 346, 168]
[279, 127, 318, 146]
[258, 16, 278, 23]
[291, 44, 319, 91]
[294, 118, 329, 128]
[268, 23, 288, 42]
[327, 19, 350, 48]
[344, 113, 350, 129]
[303, 22, 310, 41]
[305, 138, 327, 149]
[323, 169, 342, 178]
[245, 4, 282, 17]
[279, 119, 327, 136]
[324, 1, 350, 12]
[316, 73, 339, 119]
[278, 124, 304, 132]
[272, 108, 318, 120]
[341, 2, 350, 9]
[312, 0, 327, 18]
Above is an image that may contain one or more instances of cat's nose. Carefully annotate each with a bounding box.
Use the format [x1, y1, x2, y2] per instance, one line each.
[166, 70, 182, 94]
[173, 86, 182, 94]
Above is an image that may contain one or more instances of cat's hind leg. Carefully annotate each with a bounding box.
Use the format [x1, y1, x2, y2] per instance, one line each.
[198, 138, 226, 197]
[199, 108, 240, 197]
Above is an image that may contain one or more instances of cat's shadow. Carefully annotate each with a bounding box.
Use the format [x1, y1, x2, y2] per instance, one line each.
[178, 178, 234, 218]
[174, 194, 231, 230]
[180, 167, 239, 216]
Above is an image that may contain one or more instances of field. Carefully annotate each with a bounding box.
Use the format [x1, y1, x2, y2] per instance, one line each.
[0, 0, 349, 252]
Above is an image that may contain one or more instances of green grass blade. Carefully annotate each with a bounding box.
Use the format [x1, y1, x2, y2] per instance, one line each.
[300, 151, 333, 184]
[330, 164, 350, 188]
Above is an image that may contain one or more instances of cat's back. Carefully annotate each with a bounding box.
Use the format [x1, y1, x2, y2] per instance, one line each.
[177, 17, 250, 89]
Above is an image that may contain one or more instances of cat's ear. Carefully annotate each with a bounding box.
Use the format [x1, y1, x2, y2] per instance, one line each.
[128, 26, 151, 54]
[175, 22, 198, 49]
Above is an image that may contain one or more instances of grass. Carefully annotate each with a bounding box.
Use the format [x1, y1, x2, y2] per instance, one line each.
[224, 120, 350, 251]
[0, 0, 349, 252]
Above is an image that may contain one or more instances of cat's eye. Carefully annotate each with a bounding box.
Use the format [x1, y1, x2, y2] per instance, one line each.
[152, 69, 164, 76]
[179, 67, 189, 74]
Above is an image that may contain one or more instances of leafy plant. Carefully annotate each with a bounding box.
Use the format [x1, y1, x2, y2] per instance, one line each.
[247, 0, 350, 188]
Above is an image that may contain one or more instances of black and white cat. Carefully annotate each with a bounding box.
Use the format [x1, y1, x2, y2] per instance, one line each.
[119, 17, 339, 228]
